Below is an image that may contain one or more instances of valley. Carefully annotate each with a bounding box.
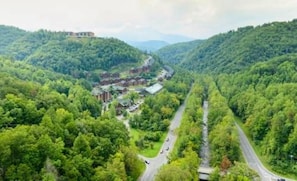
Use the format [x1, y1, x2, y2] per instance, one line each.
[1, 19, 297, 180]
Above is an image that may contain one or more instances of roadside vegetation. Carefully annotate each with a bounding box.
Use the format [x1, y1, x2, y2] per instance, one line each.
[129, 70, 192, 157]
[214, 54, 297, 179]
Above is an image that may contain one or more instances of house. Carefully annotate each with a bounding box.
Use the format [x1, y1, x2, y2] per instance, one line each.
[129, 79, 137, 86]
[112, 85, 128, 94]
[116, 98, 132, 115]
[164, 65, 175, 79]
[91, 87, 111, 102]
[138, 78, 147, 85]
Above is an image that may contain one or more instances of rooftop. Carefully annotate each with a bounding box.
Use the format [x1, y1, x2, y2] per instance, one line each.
[145, 83, 163, 94]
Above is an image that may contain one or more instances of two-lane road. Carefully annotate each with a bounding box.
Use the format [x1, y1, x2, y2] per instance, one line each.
[236, 123, 293, 181]
[139, 88, 191, 181]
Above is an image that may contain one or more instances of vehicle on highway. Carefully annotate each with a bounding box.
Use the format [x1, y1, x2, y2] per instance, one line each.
[144, 160, 150, 164]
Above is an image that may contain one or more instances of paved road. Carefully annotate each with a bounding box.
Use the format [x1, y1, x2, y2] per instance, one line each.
[139, 90, 191, 181]
[236, 123, 293, 181]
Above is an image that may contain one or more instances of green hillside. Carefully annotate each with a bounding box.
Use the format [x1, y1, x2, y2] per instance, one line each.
[0, 57, 144, 180]
[156, 39, 203, 64]
[0, 25, 27, 54]
[181, 19, 297, 73]
[213, 53, 297, 178]
[0, 26, 146, 81]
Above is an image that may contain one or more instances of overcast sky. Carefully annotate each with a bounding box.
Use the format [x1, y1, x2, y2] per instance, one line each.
[1, 0, 297, 41]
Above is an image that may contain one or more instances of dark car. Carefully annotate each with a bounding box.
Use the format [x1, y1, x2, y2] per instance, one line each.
[145, 160, 150, 164]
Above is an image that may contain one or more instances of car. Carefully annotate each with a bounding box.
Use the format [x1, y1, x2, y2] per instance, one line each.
[166, 147, 169, 151]
[160, 149, 164, 154]
[166, 138, 169, 142]
[145, 160, 150, 164]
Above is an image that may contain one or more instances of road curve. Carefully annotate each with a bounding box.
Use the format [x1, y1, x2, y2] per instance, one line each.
[236, 123, 293, 181]
[138, 89, 191, 181]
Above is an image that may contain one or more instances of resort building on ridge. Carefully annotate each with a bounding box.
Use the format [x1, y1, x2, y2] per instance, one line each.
[65, 31, 95, 38]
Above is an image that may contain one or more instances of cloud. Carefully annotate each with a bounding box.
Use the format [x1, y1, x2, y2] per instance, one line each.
[0, 0, 297, 40]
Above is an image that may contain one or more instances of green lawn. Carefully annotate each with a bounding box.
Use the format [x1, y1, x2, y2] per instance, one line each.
[129, 128, 167, 158]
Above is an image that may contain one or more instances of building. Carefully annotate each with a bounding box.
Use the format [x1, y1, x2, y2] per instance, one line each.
[112, 85, 128, 94]
[145, 83, 163, 95]
[92, 87, 111, 102]
[116, 98, 132, 115]
[164, 65, 175, 79]
[65, 31, 95, 38]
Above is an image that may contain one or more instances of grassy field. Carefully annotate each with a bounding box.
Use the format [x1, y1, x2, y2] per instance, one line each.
[129, 128, 167, 158]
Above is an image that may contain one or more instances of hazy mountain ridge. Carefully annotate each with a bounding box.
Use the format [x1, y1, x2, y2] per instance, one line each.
[156, 39, 204, 64]
[127, 40, 169, 52]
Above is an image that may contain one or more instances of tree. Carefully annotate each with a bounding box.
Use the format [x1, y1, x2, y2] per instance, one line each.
[220, 155, 232, 174]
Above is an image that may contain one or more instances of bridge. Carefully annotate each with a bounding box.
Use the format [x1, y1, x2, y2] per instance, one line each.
[198, 167, 214, 180]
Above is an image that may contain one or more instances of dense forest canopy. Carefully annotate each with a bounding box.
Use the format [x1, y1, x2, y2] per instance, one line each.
[0, 57, 144, 180]
[174, 19, 297, 74]
[0, 25, 27, 54]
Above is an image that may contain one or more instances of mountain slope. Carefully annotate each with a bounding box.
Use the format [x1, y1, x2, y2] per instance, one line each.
[156, 39, 204, 64]
[0, 25, 27, 54]
[181, 19, 297, 73]
[0, 27, 146, 81]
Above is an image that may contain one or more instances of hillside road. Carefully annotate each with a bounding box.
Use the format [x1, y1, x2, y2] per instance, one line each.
[236, 123, 293, 181]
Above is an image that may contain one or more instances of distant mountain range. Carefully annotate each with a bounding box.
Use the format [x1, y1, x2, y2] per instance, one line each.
[126, 40, 169, 52]
[102, 27, 195, 45]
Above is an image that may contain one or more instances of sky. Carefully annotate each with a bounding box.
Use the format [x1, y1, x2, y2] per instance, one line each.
[1, 0, 297, 41]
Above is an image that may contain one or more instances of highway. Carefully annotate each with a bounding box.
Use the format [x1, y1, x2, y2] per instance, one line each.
[236, 123, 293, 181]
[138, 88, 190, 181]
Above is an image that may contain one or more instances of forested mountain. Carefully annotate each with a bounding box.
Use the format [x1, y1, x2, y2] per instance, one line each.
[214, 53, 297, 177]
[0, 57, 144, 180]
[165, 19, 297, 179]
[0, 25, 27, 54]
[156, 39, 203, 64]
[180, 19, 297, 73]
[0, 26, 146, 81]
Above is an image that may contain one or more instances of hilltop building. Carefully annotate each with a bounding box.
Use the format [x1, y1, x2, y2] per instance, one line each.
[65, 31, 95, 38]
